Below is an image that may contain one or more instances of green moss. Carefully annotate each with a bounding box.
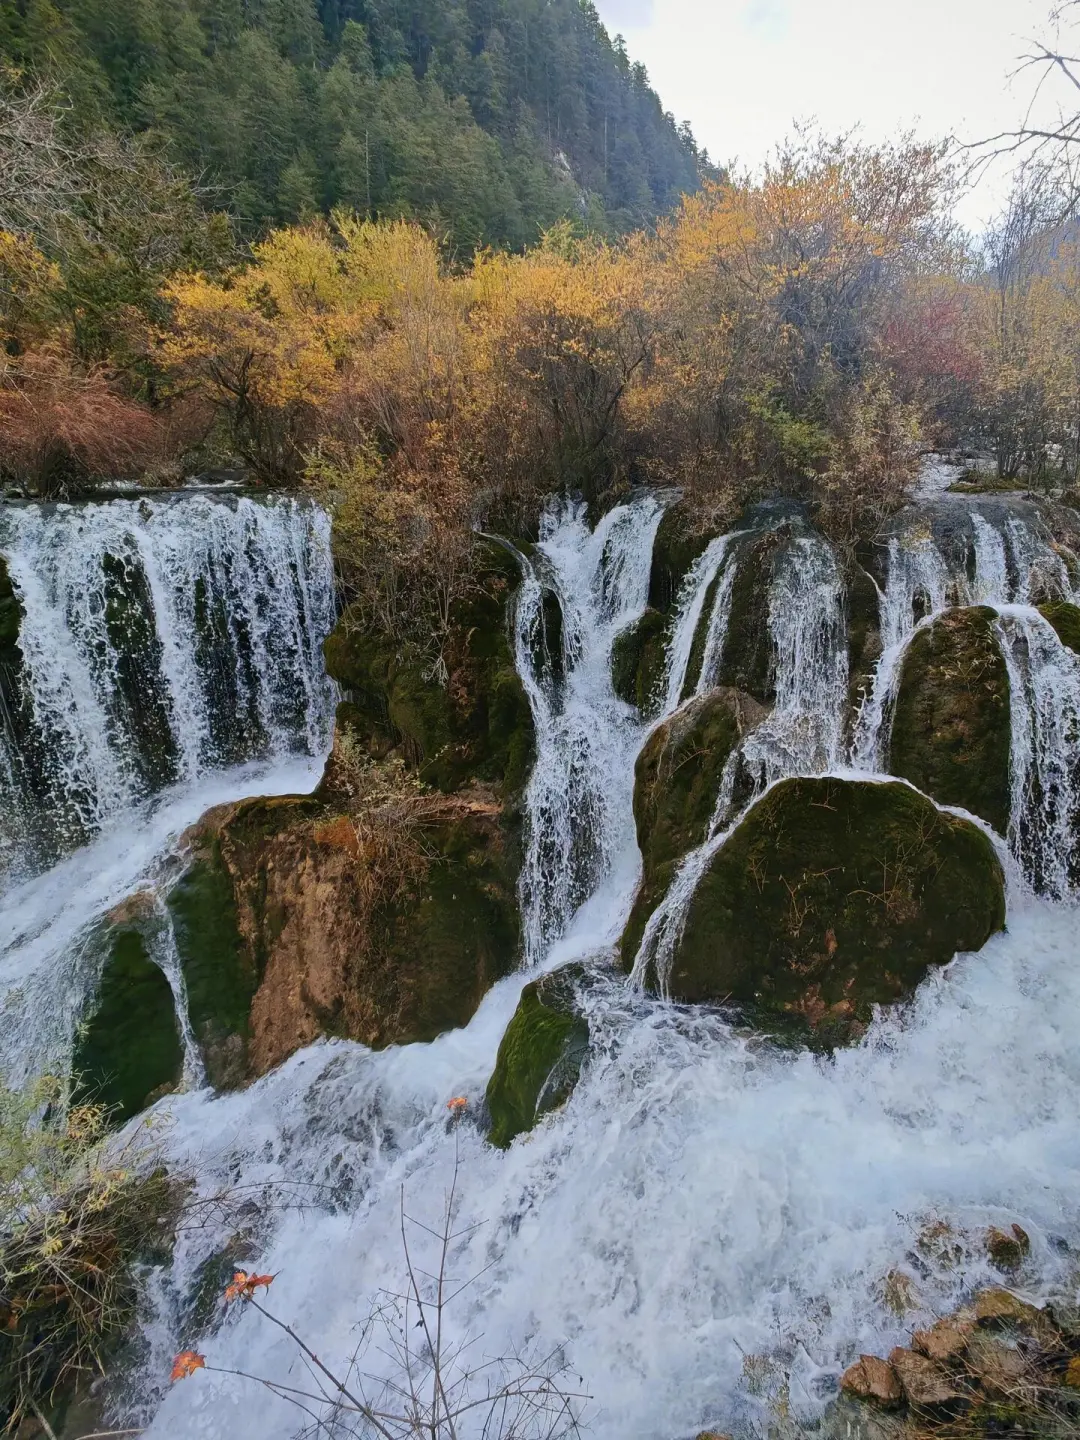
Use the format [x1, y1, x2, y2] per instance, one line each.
[621, 688, 754, 967]
[167, 848, 254, 1090]
[376, 814, 522, 1045]
[717, 530, 784, 704]
[889, 606, 1011, 833]
[72, 928, 183, 1122]
[323, 544, 534, 797]
[485, 968, 589, 1149]
[648, 505, 712, 614]
[668, 777, 1005, 1045]
[0, 555, 21, 655]
[1039, 600, 1080, 655]
[612, 607, 668, 711]
[680, 569, 723, 702]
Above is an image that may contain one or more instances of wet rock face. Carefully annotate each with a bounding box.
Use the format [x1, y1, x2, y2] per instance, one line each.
[620, 687, 765, 968]
[485, 966, 589, 1149]
[180, 787, 521, 1080]
[72, 913, 183, 1121]
[889, 606, 1012, 834]
[1039, 599, 1080, 655]
[611, 607, 668, 712]
[323, 542, 534, 799]
[714, 529, 785, 705]
[668, 777, 1006, 1046]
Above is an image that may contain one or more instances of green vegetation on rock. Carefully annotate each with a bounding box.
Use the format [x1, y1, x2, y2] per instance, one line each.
[667, 776, 1006, 1046]
[1038, 600, 1080, 654]
[612, 607, 668, 711]
[717, 530, 785, 704]
[621, 687, 762, 966]
[889, 606, 1011, 833]
[647, 507, 713, 615]
[167, 847, 254, 1090]
[72, 925, 183, 1121]
[845, 559, 883, 726]
[324, 545, 534, 797]
[0, 556, 21, 655]
[486, 968, 589, 1149]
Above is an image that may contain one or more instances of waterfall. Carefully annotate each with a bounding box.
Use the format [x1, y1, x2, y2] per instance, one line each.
[515, 496, 666, 966]
[0, 494, 335, 885]
[4, 492, 1078, 1440]
[994, 605, 1080, 899]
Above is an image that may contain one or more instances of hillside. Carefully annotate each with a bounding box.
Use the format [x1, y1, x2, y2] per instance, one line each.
[0, 0, 712, 249]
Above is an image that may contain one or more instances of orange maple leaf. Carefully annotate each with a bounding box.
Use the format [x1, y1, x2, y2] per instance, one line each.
[447, 1097, 468, 1112]
[171, 1350, 206, 1382]
[224, 1269, 275, 1302]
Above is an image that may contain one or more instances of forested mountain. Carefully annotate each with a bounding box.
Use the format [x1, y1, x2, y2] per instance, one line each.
[0, 0, 711, 249]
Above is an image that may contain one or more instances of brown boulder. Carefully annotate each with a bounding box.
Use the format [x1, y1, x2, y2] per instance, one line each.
[986, 1223, 1030, 1272]
[975, 1288, 1056, 1344]
[912, 1313, 974, 1364]
[965, 1333, 1030, 1394]
[840, 1355, 903, 1407]
[888, 1347, 968, 1407]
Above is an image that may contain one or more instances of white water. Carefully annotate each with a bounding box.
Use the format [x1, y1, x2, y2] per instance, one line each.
[515, 497, 665, 966]
[1, 495, 1078, 1440]
[0, 492, 336, 1081]
[0, 495, 335, 885]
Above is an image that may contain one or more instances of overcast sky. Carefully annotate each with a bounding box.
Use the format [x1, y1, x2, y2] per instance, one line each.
[592, 0, 1059, 230]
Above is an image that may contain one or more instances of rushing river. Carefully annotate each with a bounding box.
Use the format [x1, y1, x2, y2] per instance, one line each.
[1, 492, 1079, 1439]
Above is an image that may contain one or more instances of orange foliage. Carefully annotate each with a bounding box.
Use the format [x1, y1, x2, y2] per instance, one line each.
[225, 1269, 275, 1302]
[170, 1350, 206, 1382]
[0, 347, 163, 494]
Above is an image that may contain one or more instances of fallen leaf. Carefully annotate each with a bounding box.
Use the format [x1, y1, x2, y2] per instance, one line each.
[171, 1351, 206, 1382]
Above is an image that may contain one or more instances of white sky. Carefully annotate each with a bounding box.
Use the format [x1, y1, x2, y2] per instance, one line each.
[592, 0, 1063, 231]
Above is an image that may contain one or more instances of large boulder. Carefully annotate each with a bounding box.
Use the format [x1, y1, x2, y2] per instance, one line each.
[620, 688, 765, 966]
[1039, 600, 1080, 654]
[714, 529, 786, 705]
[73, 898, 183, 1120]
[323, 541, 534, 798]
[178, 779, 521, 1080]
[889, 606, 1011, 834]
[485, 966, 589, 1149]
[611, 607, 668, 712]
[667, 777, 1005, 1045]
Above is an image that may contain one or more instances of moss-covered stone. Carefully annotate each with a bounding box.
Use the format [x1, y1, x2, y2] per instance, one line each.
[485, 966, 589, 1149]
[647, 505, 713, 614]
[667, 777, 1005, 1046]
[1038, 600, 1080, 654]
[167, 847, 254, 1089]
[324, 543, 534, 798]
[0, 554, 21, 656]
[621, 687, 764, 967]
[189, 784, 522, 1076]
[72, 921, 183, 1121]
[612, 607, 668, 711]
[717, 529, 785, 704]
[889, 606, 1011, 834]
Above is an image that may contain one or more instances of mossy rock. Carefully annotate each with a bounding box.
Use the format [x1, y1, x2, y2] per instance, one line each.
[889, 606, 1011, 834]
[0, 555, 21, 656]
[621, 687, 764, 967]
[668, 777, 1005, 1046]
[612, 607, 668, 711]
[717, 529, 786, 704]
[73, 921, 183, 1121]
[1038, 600, 1080, 655]
[167, 846, 254, 1089]
[648, 505, 713, 614]
[374, 811, 522, 1047]
[485, 966, 590, 1149]
[324, 543, 534, 797]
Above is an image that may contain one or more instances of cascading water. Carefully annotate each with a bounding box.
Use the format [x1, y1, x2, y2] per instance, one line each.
[514, 496, 666, 965]
[994, 605, 1080, 898]
[6, 494, 1080, 1440]
[0, 494, 335, 885]
[0, 493, 335, 1083]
